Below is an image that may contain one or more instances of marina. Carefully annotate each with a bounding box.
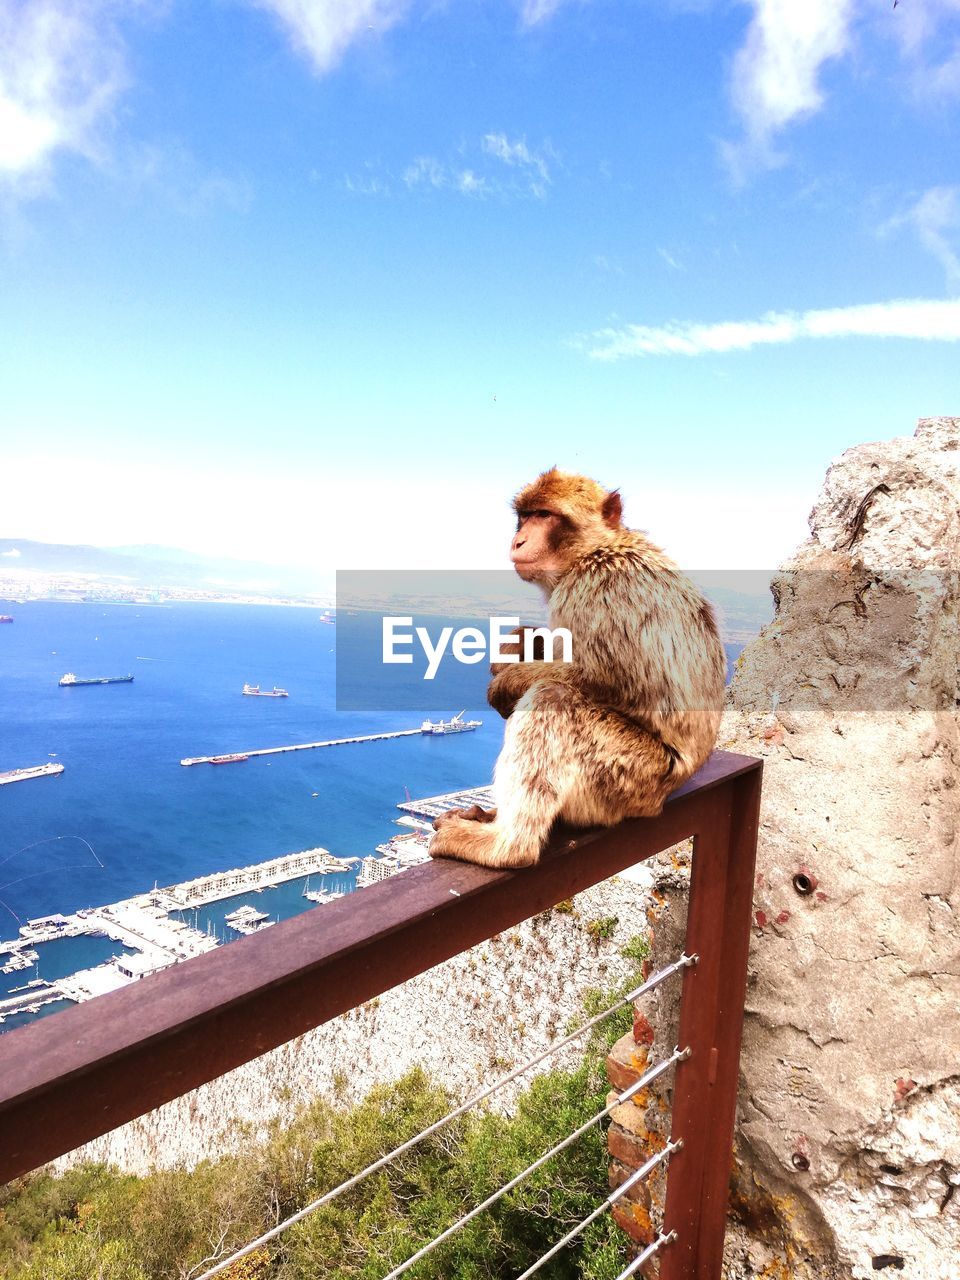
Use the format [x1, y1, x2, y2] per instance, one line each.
[0, 846, 357, 1026]
[0, 785, 495, 1030]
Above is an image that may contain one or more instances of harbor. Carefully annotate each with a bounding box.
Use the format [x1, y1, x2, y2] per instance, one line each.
[0, 777, 496, 1034]
[0, 846, 357, 1027]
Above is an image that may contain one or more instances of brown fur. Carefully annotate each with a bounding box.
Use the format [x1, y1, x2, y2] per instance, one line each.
[430, 469, 726, 869]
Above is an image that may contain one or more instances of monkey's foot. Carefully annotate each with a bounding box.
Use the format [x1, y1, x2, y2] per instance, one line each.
[429, 817, 537, 868]
[432, 804, 497, 830]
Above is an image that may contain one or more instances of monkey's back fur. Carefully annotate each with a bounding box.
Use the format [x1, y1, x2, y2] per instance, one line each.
[549, 529, 726, 782]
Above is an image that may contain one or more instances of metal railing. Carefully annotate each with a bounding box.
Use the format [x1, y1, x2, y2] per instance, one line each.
[0, 749, 762, 1280]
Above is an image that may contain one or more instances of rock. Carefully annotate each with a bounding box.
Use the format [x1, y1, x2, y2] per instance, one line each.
[719, 418, 960, 1279]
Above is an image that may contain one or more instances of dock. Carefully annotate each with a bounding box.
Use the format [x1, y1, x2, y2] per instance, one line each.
[180, 728, 422, 767]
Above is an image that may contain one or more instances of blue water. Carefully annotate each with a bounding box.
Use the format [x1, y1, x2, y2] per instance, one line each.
[0, 602, 500, 934]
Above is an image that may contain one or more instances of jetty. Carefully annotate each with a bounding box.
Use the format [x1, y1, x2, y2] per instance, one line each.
[180, 727, 422, 766]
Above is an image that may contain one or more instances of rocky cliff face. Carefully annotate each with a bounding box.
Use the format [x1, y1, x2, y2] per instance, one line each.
[719, 417, 960, 1279]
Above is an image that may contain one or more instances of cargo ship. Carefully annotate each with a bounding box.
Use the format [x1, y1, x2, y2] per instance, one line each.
[59, 673, 134, 687]
[420, 711, 482, 735]
[0, 762, 65, 786]
[242, 684, 289, 697]
[209, 753, 249, 765]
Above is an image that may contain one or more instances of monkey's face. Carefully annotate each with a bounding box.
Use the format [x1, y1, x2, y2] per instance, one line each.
[510, 510, 569, 582]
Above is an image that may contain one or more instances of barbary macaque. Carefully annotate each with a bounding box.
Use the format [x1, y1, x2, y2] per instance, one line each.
[430, 469, 726, 868]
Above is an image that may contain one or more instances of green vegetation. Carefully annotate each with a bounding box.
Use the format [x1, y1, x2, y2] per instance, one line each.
[584, 916, 619, 942]
[0, 968, 643, 1280]
[618, 935, 651, 967]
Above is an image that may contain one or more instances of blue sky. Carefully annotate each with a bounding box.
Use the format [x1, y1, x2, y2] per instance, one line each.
[1, 0, 958, 572]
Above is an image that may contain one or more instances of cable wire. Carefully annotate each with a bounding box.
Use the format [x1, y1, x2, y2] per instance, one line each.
[379, 1045, 690, 1280]
[614, 1229, 678, 1278]
[193, 954, 696, 1280]
[513, 1139, 682, 1280]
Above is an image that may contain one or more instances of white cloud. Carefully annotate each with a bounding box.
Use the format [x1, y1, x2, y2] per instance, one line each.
[403, 156, 446, 189]
[883, 186, 960, 292]
[587, 298, 960, 360]
[344, 172, 390, 196]
[122, 140, 252, 215]
[247, 0, 410, 75]
[400, 152, 495, 199]
[518, 0, 575, 28]
[1, 548, 21, 558]
[724, 0, 856, 174]
[482, 131, 550, 196]
[0, 1, 128, 190]
[456, 169, 486, 195]
[885, 0, 960, 98]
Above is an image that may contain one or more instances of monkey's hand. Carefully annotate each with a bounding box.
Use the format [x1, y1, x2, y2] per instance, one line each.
[433, 804, 497, 829]
[487, 660, 574, 719]
[489, 625, 546, 676]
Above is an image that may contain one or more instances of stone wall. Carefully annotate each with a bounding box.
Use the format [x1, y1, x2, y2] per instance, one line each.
[718, 418, 959, 1279]
[605, 419, 958, 1280]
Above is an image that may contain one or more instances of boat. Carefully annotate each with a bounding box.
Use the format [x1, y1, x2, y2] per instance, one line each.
[224, 905, 273, 935]
[242, 684, 289, 697]
[302, 878, 345, 905]
[0, 615, 12, 623]
[420, 710, 482, 736]
[0, 762, 64, 786]
[209, 753, 249, 765]
[59, 673, 134, 687]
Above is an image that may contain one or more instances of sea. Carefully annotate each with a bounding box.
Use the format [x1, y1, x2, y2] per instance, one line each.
[0, 600, 743, 1033]
[0, 601, 502, 1029]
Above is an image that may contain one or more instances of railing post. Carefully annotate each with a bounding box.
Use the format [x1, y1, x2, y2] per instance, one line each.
[658, 763, 762, 1280]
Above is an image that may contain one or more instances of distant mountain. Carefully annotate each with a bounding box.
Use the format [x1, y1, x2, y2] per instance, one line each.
[0, 539, 333, 597]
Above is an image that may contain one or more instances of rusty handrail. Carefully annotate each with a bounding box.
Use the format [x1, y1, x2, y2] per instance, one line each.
[0, 749, 761, 1280]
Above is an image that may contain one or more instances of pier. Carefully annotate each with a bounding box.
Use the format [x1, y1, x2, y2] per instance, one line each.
[180, 728, 422, 767]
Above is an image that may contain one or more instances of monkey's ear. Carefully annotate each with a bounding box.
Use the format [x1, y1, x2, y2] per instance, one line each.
[601, 490, 623, 528]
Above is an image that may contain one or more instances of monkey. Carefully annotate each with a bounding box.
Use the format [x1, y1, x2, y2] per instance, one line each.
[429, 468, 726, 869]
